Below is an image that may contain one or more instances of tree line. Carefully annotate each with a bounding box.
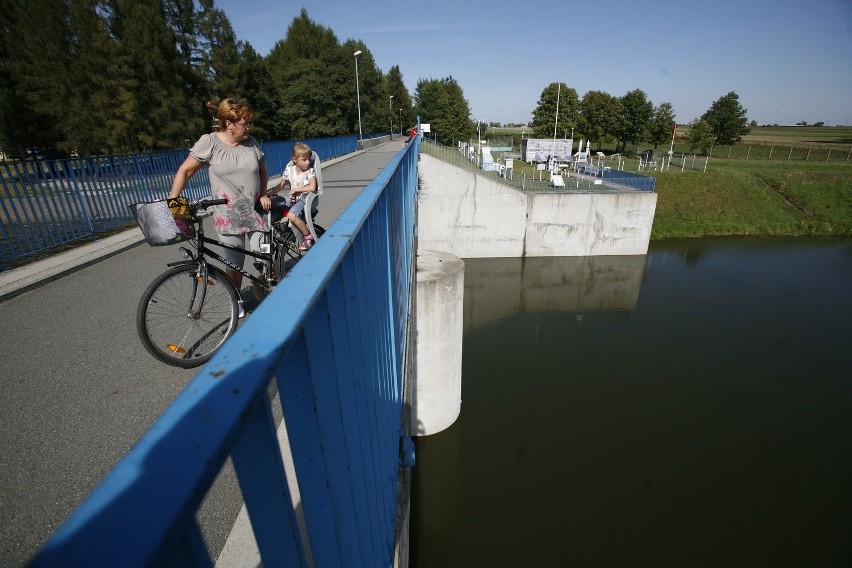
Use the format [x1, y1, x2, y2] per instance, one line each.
[0, 3, 416, 159]
[0, 2, 750, 160]
[526, 83, 751, 155]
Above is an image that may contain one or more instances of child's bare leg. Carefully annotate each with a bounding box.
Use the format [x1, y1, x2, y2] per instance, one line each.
[288, 213, 309, 237]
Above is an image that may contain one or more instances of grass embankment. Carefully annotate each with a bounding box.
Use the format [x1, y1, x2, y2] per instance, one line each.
[488, 126, 851, 239]
[650, 160, 852, 239]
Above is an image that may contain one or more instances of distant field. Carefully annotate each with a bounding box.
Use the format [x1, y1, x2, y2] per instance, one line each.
[741, 126, 852, 145]
[483, 126, 852, 147]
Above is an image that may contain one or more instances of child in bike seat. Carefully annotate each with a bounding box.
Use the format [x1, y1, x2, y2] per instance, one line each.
[267, 143, 318, 250]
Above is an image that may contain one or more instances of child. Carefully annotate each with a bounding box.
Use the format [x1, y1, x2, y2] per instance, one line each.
[268, 143, 318, 250]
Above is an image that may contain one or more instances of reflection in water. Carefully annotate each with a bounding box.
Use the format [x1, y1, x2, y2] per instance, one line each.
[412, 238, 852, 567]
[464, 255, 647, 330]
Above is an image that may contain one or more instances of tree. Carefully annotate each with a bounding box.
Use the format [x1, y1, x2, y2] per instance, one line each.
[0, 3, 413, 155]
[384, 65, 412, 135]
[413, 76, 473, 145]
[343, 40, 386, 135]
[267, 11, 363, 139]
[0, 0, 71, 156]
[196, 4, 246, 100]
[238, 44, 279, 141]
[616, 89, 654, 153]
[685, 119, 714, 154]
[578, 90, 621, 148]
[110, 0, 203, 150]
[648, 102, 676, 150]
[530, 82, 579, 138]
[63, 0, 141, 155]
[701, 91, 750, 145]
[271, 17, 392, 140]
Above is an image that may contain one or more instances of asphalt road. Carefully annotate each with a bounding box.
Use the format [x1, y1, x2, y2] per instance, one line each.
[0, 139, 405, 567]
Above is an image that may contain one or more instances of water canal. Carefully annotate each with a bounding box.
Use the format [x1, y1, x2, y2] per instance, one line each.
[411, 237, 852, 567]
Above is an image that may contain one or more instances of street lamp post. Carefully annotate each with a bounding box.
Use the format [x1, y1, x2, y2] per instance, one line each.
[353, 50, 363, 141]
[399, 108, 402, 136]
[389, 95, 393, 136]
[477, 119, 487, 166]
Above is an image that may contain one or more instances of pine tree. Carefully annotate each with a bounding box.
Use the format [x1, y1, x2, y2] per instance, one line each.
[345, 40, 386, 135]
[110, 0, 202, 150]
[1, 0, 72, 156]
[267, 10, 352, 138]
[62, 0, 140, 155]
[241, 44, 279, 141]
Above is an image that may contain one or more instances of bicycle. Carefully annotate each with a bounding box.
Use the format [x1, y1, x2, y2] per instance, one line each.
[130, 195, 324, 368]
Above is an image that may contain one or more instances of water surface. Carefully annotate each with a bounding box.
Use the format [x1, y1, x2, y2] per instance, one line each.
[411, 238, 852, 567]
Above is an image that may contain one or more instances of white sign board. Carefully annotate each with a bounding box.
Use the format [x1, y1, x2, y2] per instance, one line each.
[522, 138, 574, 163]
[421, 123, 431, 133]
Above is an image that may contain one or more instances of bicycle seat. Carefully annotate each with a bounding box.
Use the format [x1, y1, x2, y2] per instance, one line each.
[255, 194, 290, 223]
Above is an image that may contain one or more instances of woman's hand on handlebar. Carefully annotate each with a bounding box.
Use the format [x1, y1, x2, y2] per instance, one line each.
[258, 195, 272, 211]
[193, 197, 228, 212]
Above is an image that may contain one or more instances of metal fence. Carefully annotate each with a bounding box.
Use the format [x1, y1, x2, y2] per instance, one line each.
[707, 143, 852, 161]
[0, 135, 357, 269]
[420, 138, 655, 192]
[31, 136, 419, 567]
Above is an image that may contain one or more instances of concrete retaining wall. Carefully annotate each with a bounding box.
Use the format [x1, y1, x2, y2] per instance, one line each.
[417, 153, 657, 258]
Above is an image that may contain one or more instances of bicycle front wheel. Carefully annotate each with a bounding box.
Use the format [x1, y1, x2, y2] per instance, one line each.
[137, 264, 239, 368]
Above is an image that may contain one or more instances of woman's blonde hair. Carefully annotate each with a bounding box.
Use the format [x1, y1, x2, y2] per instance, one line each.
[216, 98, 253, 131]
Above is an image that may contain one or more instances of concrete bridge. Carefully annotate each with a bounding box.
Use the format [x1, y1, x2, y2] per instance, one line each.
[1, 135, 656, 567]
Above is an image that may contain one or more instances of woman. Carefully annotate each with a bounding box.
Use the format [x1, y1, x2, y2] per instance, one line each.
[169, 98, 271, 318]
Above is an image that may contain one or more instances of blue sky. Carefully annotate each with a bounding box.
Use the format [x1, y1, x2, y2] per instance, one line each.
[216, 0, 852, 126]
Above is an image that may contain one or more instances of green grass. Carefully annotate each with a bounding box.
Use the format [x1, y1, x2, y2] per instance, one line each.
[651, 161, 852, 239]
[483, 126, 852, 239]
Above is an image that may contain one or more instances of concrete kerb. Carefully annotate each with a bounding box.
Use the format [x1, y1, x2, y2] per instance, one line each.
[0, 228, 147, 302]
[0, 150, 366, 302]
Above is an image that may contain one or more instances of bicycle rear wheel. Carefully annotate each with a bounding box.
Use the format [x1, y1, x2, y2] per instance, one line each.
[137, 264, 239, 368]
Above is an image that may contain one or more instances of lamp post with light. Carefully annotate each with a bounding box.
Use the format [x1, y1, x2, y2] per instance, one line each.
[389, 95, 393, 136]
[353, 50, 363, 141]
[399, 108, 402, 136]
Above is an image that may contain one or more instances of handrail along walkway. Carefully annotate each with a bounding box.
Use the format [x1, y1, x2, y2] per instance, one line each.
[31, 137, 420, 566]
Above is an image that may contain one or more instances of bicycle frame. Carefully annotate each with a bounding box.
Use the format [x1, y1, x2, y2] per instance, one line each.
[168, 217, 277, 292]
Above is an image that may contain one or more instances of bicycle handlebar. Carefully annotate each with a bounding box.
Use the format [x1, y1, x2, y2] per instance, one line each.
[192, 197, 228, 214]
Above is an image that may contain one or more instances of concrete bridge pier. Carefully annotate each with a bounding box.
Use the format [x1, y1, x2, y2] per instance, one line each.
[411, 249, 464, 436]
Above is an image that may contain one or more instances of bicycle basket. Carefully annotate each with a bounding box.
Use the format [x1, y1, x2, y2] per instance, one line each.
[129, 197, 196, 246]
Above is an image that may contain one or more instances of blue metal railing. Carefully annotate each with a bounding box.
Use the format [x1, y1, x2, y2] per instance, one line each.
[261, 135, 357, 178]
[0, 135, 357, 268]
[30, 136, 419, 567]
